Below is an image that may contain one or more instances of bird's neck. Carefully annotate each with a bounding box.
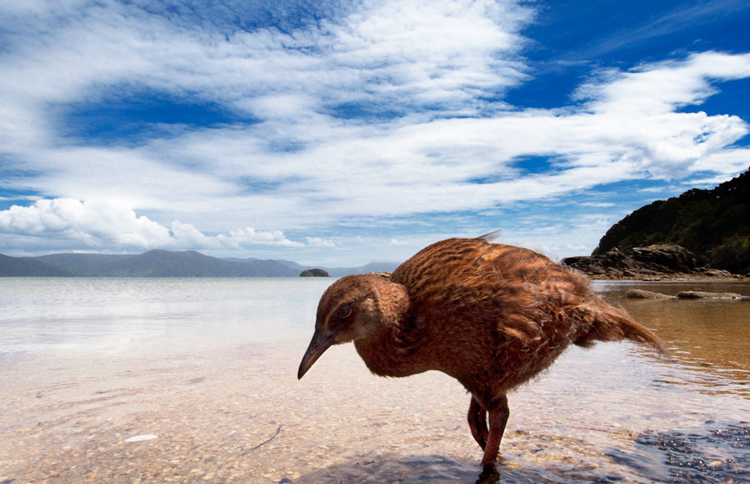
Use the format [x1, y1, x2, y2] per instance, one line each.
[349, 278, 431, 377]
[353, 311, 431, 378]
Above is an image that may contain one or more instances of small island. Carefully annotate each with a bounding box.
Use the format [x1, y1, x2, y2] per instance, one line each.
[300, 268, 330, 277]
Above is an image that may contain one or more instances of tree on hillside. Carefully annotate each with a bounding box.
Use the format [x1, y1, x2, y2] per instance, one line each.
[593, 168, 750, 273]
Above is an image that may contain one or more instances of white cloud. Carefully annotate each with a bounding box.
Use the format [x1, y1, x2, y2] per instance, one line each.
[305, 237, 335, 248]
[0, 199, 303, 251]
[389, 238, 410, 246]
[169, 221, 221, 249]
[327, 0, 531, 111]
[574, 52, 750, 115]
[692, 147, 750, 175]
[223, 227, 305, 248]
[0, 199, 170, 248]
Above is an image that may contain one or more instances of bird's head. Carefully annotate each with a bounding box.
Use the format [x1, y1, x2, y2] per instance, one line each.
[297, 274, 408, 379]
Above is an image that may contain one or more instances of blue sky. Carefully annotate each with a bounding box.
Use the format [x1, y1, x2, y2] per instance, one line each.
[0, 0, 749, 266]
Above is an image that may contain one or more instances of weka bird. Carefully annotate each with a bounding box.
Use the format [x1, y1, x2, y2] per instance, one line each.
[297, 235, 667, 468]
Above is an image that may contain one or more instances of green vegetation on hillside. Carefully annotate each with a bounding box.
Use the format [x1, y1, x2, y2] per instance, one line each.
[593, 168, 750, 273]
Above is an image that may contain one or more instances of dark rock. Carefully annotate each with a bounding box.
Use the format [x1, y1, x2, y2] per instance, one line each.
[694, 267, 734, 278]
[626, 289, 674, 299]
[676, 291, 744, 299]
[562, 248, 639, 276]
[561, 244, 739, 280]
[631, 245, 697, 273]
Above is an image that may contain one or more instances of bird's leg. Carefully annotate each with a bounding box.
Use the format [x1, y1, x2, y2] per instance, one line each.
[467, 396, 489, 449]
[480, 395, 510, 469]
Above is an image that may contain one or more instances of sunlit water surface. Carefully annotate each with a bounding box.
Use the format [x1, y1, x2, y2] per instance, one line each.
[0, 278, 748, 483]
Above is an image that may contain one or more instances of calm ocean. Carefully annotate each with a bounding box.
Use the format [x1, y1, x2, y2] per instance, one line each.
[0, 277, 334, 354]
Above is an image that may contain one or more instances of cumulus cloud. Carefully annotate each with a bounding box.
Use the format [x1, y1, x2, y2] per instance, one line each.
[0, 199, 303, 251]
[0, 199, 170, 248]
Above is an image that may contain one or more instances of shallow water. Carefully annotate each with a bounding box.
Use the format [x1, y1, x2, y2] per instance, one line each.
[0, 278, 330, 354]
[0, 278, 748, 483]
[598, 280, 750, 399]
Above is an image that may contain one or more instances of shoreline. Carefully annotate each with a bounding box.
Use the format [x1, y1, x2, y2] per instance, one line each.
[585, 273, 749, 282]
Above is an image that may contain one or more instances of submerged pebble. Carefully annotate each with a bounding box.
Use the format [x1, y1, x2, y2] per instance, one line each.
[125, 435, 158, 443]
[635, 424, 750, 481]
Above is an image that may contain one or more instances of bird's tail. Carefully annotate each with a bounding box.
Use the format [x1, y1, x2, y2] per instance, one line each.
[573, 296, 669, 355]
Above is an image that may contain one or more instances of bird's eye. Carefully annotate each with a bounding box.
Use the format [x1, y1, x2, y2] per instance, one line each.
[337, 305, 352, 319]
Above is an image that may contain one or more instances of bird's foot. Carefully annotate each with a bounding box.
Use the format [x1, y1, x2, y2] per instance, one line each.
[476, 463, 500, 484]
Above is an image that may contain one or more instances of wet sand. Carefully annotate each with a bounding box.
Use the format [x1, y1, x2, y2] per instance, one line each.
[1, 280, 749, 483]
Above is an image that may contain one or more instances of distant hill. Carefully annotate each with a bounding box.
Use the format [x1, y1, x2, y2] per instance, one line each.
[593, 168, 750, 273]
[35, 253, 132, 275]
[0, 250, 402, 277]
[0, 254, 74, 277]
[2, 250, 300, 277]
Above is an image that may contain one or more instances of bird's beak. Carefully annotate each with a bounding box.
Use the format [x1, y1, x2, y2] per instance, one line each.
[297, 330, 336, 379]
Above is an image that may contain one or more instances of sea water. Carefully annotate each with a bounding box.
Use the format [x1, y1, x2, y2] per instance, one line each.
[0, 277, 333, 354]
[0, 278, 748, 483]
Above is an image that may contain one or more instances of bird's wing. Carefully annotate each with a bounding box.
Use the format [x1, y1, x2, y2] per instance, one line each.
[393, 237, 591, 342]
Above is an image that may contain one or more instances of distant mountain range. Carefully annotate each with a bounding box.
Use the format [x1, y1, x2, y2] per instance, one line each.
[0, 249, 400, 277]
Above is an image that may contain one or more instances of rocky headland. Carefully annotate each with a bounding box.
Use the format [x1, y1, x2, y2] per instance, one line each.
[562, 168, 749, 281]
[587, 168, 750, 276]
[561, 244, 746, 281]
